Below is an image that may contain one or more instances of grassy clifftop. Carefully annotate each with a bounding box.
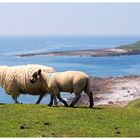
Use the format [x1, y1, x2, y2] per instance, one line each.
[117, 40, 140, 50]
[0, 99, 140, 137]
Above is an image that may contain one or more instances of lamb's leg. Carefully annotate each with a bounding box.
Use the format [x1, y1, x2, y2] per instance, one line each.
[88, 91, 94, 108]
[56, 93, 68, 107]
[48, 94, 57, 106]
[48, 94, 54, 106]
[69, 94, 81, 107]
[35, 94, 44, 104]
[53, 96, 57, 105]
[12, 95, 19, 104]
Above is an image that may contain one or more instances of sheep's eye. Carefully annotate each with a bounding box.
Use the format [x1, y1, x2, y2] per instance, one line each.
[32, 73, 37, 79]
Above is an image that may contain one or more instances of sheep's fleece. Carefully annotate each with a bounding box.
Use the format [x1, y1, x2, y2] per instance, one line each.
[0, 64, 56, 102]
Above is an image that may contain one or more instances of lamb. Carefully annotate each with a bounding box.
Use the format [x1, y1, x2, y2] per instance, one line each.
[30, 69, 94, 108]
[0, 64, 57, 104]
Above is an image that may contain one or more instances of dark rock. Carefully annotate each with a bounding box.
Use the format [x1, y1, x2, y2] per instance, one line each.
[20, 124, 30, 129]
[115, 127, 118, 129]
[44, 122, 50, 125]
[20, 125, 25, 129]
[116, 131, 121, 134]
[42, 135, 47, 137]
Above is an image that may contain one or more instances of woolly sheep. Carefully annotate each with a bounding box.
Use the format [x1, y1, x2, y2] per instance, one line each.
[0, 64, 57, 104]
[30, 69, 94, 108]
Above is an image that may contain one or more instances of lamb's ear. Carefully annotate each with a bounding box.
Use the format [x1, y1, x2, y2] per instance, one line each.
[38, 69, 41, 75]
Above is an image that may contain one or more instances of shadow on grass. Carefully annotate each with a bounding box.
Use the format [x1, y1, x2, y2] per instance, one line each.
[50, 105, 103, 110]
[70, 106, 103, 110]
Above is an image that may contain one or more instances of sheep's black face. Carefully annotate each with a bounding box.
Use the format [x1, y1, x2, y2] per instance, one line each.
[30, 72, 38, 84]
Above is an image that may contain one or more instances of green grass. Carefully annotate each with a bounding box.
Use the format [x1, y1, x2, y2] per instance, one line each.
[117, 40, 140, 50]
[0, 99, 140, 137]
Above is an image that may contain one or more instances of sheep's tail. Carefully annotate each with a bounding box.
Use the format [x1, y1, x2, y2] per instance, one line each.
[84, 77, 94, 107]
[84, 77, 90, 94]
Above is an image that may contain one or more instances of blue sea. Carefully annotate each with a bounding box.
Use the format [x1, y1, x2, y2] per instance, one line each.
[0, 36, 140, 104]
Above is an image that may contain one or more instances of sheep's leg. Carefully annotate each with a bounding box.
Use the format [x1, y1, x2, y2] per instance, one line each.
[48, 94, 54, 106]
[35, 94, 44, 104]
[12, 95, 19, 104]
[69, 94, 81, 107]
[53, 96, 57, 105]
[88, 91, 94, 108]
[56, 93, 68, 107]
[48, 95, 57, 106]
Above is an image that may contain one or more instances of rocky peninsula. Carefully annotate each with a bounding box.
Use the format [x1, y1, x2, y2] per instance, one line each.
[15, 48, 140, 57]
[15, 40, 140, 57]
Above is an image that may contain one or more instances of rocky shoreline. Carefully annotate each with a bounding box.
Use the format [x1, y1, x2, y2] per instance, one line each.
[15, 48, 140, 57]
[75, 75, 140, 107]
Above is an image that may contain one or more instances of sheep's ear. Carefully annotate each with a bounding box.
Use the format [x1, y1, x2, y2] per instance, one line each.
[38, 69, 41, 75]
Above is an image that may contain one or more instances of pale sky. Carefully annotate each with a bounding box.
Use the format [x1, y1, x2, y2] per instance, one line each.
[0, 3, 140, 36]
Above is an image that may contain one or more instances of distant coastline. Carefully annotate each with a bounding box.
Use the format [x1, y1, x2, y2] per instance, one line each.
[15, 40, 140, 57]
[15, 48, 140, 57]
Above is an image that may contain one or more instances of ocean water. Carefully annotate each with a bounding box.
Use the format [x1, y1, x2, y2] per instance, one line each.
[0, 36, 140, 104]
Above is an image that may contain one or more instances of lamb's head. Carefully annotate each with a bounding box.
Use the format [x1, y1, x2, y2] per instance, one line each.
[30, 69, 42, 84]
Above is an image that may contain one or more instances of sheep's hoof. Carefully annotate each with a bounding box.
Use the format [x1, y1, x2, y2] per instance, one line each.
[48, 104, 52, 107]
[69, 104, 74, 107]
[65, 104, 68, 107]
[15, 102, 22, 104]
[35, 102, 39, 104]
[89, 105, 93, 108]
